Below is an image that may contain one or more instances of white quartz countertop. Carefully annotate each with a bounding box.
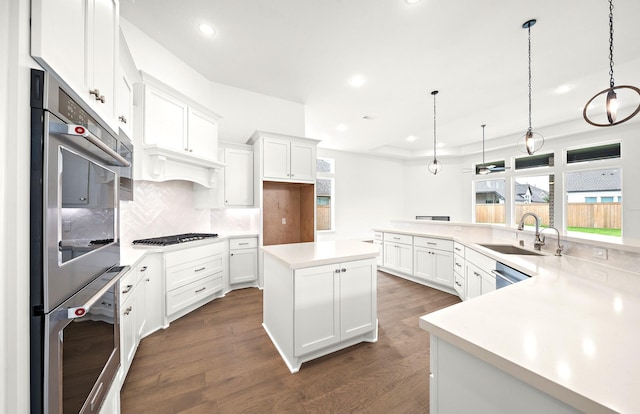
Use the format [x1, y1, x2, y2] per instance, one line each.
[261, 240, 379, 269]
[377, 226, 640, 413]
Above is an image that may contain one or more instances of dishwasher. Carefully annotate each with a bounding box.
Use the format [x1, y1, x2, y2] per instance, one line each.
[492, 262, 530, 289]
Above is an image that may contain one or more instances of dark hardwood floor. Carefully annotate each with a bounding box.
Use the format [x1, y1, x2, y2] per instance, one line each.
[120, 271, 461, 413]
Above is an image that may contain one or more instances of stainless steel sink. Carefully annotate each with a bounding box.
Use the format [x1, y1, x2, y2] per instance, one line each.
[478, 244, 543, 256]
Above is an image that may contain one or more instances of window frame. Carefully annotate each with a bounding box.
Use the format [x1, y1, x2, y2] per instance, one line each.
[316, 157, 335, 232]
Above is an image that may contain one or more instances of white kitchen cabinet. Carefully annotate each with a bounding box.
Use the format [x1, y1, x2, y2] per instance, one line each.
[165, 242, 226, 322]
[224, 148, 254, 206]
[119, 267, 140, 379]
[383, 233, 413, 275]
[373, 232, 384, 267]
[31, 0, 119, 131]
[229, 237, 258, 284]
[248, 131, 319, 183]
[295, 259, 377, 356]
[187, 107, 219, 157]
[413, 237, 454, 288]
[115, 31, 140, 140]
[139, 253, 164, 337]
[453, 242, 466, 298]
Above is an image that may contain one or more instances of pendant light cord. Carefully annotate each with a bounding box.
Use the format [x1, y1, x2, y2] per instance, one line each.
[527, 23, 532, 133]
[609, 0, 615, 88]
[433, 92, 437, 160]
[481, 124, 486, 165]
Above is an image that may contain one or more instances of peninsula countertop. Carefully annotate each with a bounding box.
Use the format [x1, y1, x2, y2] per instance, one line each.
[261, 240, 379, 269]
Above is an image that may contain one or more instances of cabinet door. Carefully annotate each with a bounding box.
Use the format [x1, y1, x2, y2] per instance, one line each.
[290, 141, 316, 182]
[89, 0, 118, 127]
[263, 137, 291, 180]
[144, 85, 188, 151]
[294, 264, 340, 356]
[229, 248, 258, 284]
[224, 148, 254, 206]
[373, 240, 383, 267]
[466, 262, 483, 300]
[141, 254, 163, 337]
[31, 0, 87, 104]
[433, 249, 454, 287]
[397, 244, 413, 274]
[340, 260, 376, 340]
[413, 246, 435, 281]
[135, 282, 146, 342]
[383, 242, 398, 269]
[187, 107, 218, 159]
[116, 68, 134, 139]
[120, 294, 136, 377]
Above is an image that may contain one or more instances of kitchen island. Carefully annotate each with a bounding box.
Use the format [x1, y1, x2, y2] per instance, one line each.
[262, 240, 379, 373]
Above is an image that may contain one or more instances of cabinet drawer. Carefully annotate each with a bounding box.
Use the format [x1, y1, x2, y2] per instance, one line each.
[454, 272, 465, 297]
[414, 236, 453, 251]
[119, 268, 137, 303]
[453, 254, 465, 276]
[166, 273, 223, 316]
[165, 242, 225, 268]
[453, 242, 465, 257]
[373, 231, 383, 241]
[166, 254, 223, 291]
[229, 237, 258, 249]
[383, 232, 413, 245]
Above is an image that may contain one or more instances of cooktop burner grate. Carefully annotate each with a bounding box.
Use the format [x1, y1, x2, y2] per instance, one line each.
[132, 233, 219, 246]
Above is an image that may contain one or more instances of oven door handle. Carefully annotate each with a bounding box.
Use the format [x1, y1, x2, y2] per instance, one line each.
[62, 124, 131, 167]
[491, 269, 516, 285]
[66, 266, 130, 319]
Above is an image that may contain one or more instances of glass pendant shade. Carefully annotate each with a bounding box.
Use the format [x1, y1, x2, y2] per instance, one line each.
[428, 159, 442, 175]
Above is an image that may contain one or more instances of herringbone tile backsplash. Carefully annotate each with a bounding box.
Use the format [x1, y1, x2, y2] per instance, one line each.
[120, 181, 258, 246]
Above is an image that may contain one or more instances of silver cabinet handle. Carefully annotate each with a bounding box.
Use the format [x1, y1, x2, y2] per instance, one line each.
[238, 242, 249, 246]
[140, 266, 148, 272]
[393, 237, 401, 240]
[454, 247, 461, 252]
[474, 272, 480, 277]
[195, 287, 206, 293]
[122, 284, 133, 294]
[427, 242, 437, 245]
[194, 267, 206, 272]
[455, 281, 462, 287]
[118, 115, 127, 124]
[455, 262, 462, 267]
[335, 269, 341, 273]
[123, 306, 132, 316]
[341, 268, 347, 273]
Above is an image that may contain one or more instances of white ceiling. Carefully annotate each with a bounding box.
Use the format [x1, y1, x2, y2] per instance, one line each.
[120, 0, 640, 159]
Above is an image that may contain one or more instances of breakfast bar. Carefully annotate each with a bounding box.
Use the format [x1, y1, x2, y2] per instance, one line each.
[261, 240, 379, 373]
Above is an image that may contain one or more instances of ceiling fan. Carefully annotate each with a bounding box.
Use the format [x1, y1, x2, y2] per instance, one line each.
[464, 124, 509, 175]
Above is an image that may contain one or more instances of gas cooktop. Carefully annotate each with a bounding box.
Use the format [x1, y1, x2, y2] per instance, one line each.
[132, 233, 219, 246]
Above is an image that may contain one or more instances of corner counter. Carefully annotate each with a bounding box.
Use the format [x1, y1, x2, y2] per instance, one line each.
[262, 240, 379, 373]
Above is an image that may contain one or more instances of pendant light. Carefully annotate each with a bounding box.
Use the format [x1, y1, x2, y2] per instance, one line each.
[478, 124, 491, 175]
[519, 19, 544, 155]
[583, 0, 640, 127]
[428, 90, 442, 175]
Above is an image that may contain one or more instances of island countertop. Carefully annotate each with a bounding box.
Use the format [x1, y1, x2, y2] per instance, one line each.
[261, 240, 379, 269]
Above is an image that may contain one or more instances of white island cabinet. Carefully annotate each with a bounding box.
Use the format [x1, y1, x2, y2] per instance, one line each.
[262, 240, 379, 373]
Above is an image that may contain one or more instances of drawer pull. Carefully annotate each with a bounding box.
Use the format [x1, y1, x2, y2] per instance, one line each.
[341, 268, 347, 273]
[124, 306, 132, 315]
[194, 267, 206, 272]
[122, 284, 133, 294]
[455, 281, 462, 287]
[195, 287, 206, 293]
[455, 262, 462, 267]
[474, 272, 480, 277]
[427, 242, 437, 245]
[140, 266, 148, 272]
[238, 242, 249, 246]
[393, 237, 401, 240]
[454, 247, 461, 251]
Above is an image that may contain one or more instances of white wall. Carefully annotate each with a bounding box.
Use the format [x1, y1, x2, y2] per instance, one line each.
[120, 19, 306, 145]
[2, 0, 33, 412]
[316, 149, 405, 240]
[402, 158, 465, 221]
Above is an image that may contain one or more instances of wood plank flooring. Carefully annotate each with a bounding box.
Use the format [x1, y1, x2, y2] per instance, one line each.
[120, 271, 461, 413]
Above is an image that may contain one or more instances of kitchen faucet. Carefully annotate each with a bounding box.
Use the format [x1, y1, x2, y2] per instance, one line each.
[541, 227, 564, 256]
[517, 212, 545, 250]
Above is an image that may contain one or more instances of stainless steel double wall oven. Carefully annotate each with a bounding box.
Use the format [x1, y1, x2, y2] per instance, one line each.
[30, 69, 132, 414]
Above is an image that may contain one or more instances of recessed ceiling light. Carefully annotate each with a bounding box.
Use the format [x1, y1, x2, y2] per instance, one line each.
[336, 123, 348, 132]
[406, 135, 417, 142]
[349, 74, 366, 88]
[198, 23, 216, 37]
[405, 0, 422, 4]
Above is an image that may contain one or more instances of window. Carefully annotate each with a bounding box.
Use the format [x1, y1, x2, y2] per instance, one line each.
[474, 179, 506, 224]
[514, 153, 554, 170]
[567, 143, 620, 164]
[514, 174, 554, 228]
[565, 168, 621, 238]
[316, 158, 335, 231]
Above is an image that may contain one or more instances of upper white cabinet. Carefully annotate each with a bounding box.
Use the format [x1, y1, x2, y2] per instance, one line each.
[115, 31, 140, 140]
[31, 0, 119, 132]
[247, 131, 319, 183]
[134, 72, 224, 187]
[224, 147, 254, 207]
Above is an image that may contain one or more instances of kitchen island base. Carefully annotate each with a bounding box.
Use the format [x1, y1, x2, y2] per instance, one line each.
[262, 241, 379, 373]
